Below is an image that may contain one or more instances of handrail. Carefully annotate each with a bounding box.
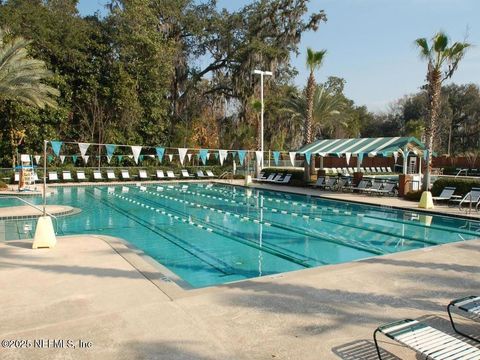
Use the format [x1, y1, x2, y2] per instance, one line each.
[219, 171, 234, 182]
[0, 196, 59, 234]
[455, 168, 468, 177]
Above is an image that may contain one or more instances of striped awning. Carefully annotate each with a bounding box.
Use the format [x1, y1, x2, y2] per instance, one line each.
[297, 137, 427, 157]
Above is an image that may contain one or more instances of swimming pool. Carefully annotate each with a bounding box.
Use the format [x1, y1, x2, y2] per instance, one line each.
[1, 183, 479, 288]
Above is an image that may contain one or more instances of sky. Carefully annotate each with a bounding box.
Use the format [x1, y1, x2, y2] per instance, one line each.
[77, 0, 480, 113]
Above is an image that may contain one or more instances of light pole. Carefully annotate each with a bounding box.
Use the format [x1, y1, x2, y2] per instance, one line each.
[253, 69, 272, 170]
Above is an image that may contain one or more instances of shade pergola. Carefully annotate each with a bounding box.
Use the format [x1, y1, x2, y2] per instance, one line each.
[297, 136, 428, 174]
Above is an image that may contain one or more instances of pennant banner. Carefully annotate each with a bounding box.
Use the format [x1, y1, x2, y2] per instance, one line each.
[107, 155, 112, 164]
[187, 153, 192, 162]
[272, 151, 280, 166]
[156, 147, 165, 162]
[358, 153, 364, 165]
[178, 148, 188, 165]
[168, 154, 173, 162]
[139, 155, 144, 162]
[72, 155, 78, 164]
[305, 151, 312, 165]
[60, 155, 65, 164]
[289, 152, 296, 166]
[82, 155, 89, 164]
[78, 143, 90, 157]
[219, 150, 228, 166]
[34, 155, 41, 164]
[50, 141, 63, 156]
[117, 155, 123, 162]
[345, 152, 351, 165]
[105, 144, 116, 158]
[131, 146, 142, 164]
[237, 150, 247, 166]
[199, 149, 209, 165]
[47, 155, 54, 163]
[393, 151, 398, 164]
[255, 151, 263, 165]
[213, 153, 218, 160]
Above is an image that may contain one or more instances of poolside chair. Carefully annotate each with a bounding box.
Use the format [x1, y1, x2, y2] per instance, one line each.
[380, 167, 387, 173]
[350, 180, 369, 192]
[375, 167, 381, 173]
[76, 171, 86, 181]
[335, 178, 348, 192]
[447, 295, 480, 343]
[156, 170, 166, 179]
[363, 181, 383, 194]
[121, 169, 131, 180]
[312, 177, 325, 188]
[206, 170, 216, 178]
[330, 168, 338, 175]
[274, 174, 292, 184]
[432, 187, 456, 202]
[196, 170, 208, 179]
[93, 170, 103, 181]
[180, 169, 194, 178]
[166, 170, 177, 179]
[268, 174, 284, 182]
[386, 166, 393, 173]
[257, 173, 276, 182]
[451, 187, 480, 210]
[319, 177, 337, 190]
[138, 169, 149, 180]
[48, 171, 59, 182]
[373, 318, 480, 360]
[62, 171, 73, 181]
[106, 169, 117, 180]
[376, 182, 396, 196]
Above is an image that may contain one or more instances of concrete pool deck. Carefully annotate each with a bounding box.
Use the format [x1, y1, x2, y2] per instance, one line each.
[0, 234, 479, 359]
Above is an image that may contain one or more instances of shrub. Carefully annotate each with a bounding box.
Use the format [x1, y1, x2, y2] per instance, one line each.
[404, 190, 423, 201]
[431, 177, 480, 197]
[0, 181, 8, 190]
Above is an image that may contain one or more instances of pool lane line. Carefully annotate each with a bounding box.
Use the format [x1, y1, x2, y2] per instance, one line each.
[86, 188, 237, 276]
[161, 186, 439, 249]
[113, 188, 313, 269]
[142, 187, 385, 256]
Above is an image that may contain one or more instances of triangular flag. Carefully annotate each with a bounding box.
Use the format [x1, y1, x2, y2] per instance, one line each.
[131, 146, 142, 164]
[358, 153, 364, 165]
[47, 155, 54, 163]
[156, 147, 165, 162]
[168, 154, 173, 162]
[199, 149, 209, 165]
[107, 156, 112, 164]
[237, 150, 247, 166]
[78, 143, 90, 157]
[82, 155, 89, 164]
[289, 152, 296, 166]
[219, 150, 228, 166]
[72, 155, 78, 164]
[117, 155, 123, 162]
[207, 153, 211, 160]
[305, 151, 312, 165]
[214, 153, 219, 160]
[50, 141, 63, 156]
[345, 152, 351, 165]
[178, 148, 188, 165]
[60, 155, 65, 164]
[139, 155, 144, 162]
[105, 144, 116, 158]
[272, 151, 280, 166]
[34, 155, 41, 164]
[187, 153, 192, 162]
[255, 151, 263, 165]
[393, 151, 398, 164]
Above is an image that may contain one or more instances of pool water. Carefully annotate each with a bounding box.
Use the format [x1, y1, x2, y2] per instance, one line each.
[1, 183, 479, 288]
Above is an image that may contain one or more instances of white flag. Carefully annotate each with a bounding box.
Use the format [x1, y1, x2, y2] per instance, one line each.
[60, 155, 65, 164]
[34, 155, 41, 164]
[187, 153, 192, 162]
[168, 154, 173, 162]
[206, 153, 211, 160]
[82, 155, 89, 164]
[255, 151, 263, 165]
[178, 148, 188, 165]
[218, 150, 228, 165]
[393, 151, 398, 164]
[345, 152, 351, 165]
[289, 152, 296, 166]
[131, 146, 142, 164]
[78, 143, 90, 157]
[107, 155, 112, 164]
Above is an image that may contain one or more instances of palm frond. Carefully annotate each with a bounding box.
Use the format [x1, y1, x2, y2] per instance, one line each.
[432, 32, 449, 53]
[414, 38, 431, 59]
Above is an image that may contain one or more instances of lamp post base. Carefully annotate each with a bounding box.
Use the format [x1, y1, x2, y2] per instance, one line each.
[32, 216, 57, 249]
[418, 191, 434, 209]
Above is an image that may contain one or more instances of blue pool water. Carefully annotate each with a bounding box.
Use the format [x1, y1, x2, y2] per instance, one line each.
[1, 183, 479, 288]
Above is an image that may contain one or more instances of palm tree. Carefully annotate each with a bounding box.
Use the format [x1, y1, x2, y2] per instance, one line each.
[305, 48, 327, 144]
[414, 32, 469, 191]
[0, 29, 59, 166]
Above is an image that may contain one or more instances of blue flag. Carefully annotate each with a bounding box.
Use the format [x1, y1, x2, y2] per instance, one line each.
[199, 149, 209, 165]
[273, 151, 280, 166]
[47, 155, 54, 163]
[105, 144, 116, 158]
[156, 147, 165, 162]
[214, 153, 219, 160]
[305, 151, 312, 165]
[237, 150, 247, 165]
[117, 155, 123, 162]
[50, 141, 63, 156]
[72, 155, 78, 164]
[139, 155, 144, 162]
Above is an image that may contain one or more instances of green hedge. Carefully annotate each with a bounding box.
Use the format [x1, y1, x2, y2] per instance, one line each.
[404, 190, 423, 201]
[431, 177, 480, 197]
[0, 181, 8, 190]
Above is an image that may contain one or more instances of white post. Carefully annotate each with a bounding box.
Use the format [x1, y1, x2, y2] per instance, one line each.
[319, 156, 324, 170]
[356, 156, 361, 172]
[43, 140, 47, 216]
[260, 72, 264, 170]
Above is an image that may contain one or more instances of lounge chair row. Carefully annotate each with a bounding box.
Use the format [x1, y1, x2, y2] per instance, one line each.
[433, 186, 480, 211]
[253, 172, 292, 184]
[324, 167, 394, 175]
[14, 169, 217, 183]
[312, 177, 397, 196]
[374, 295, 479, 359]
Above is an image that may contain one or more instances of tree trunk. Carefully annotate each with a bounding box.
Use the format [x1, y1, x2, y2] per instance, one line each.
[423, 67, 442, 191]
[304, 71, 315, 182]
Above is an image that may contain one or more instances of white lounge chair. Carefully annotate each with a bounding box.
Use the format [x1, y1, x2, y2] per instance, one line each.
[93, 170, 103, 181]
[258, 173, 276, 182]
[167, 171, 177, 179]
[48, 172, 58, 182]
[275, 174, 292, 184]
[62, 171, 73, 181]
[432, 187, 456, 202]
[106, 169, 117, 180]
[318, 177, 336, 190]
[386, 166, 393, 173]
[196, 170, 208, 178]
[447, 295, 480, 343]
[156, 170, 166, 179]
[121, 169, 131, 180]
[206, 170, 216, 178]
[313, 177, 325, 188]
[138, 169, 149, 179]
[181, 169, 193, 178]
[76, 171, 86, 181]
[451, 187, 480, 210]
[380, 167, 387, 172]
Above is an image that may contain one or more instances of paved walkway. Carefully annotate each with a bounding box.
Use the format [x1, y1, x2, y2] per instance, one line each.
[0, 235, 478, 359]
